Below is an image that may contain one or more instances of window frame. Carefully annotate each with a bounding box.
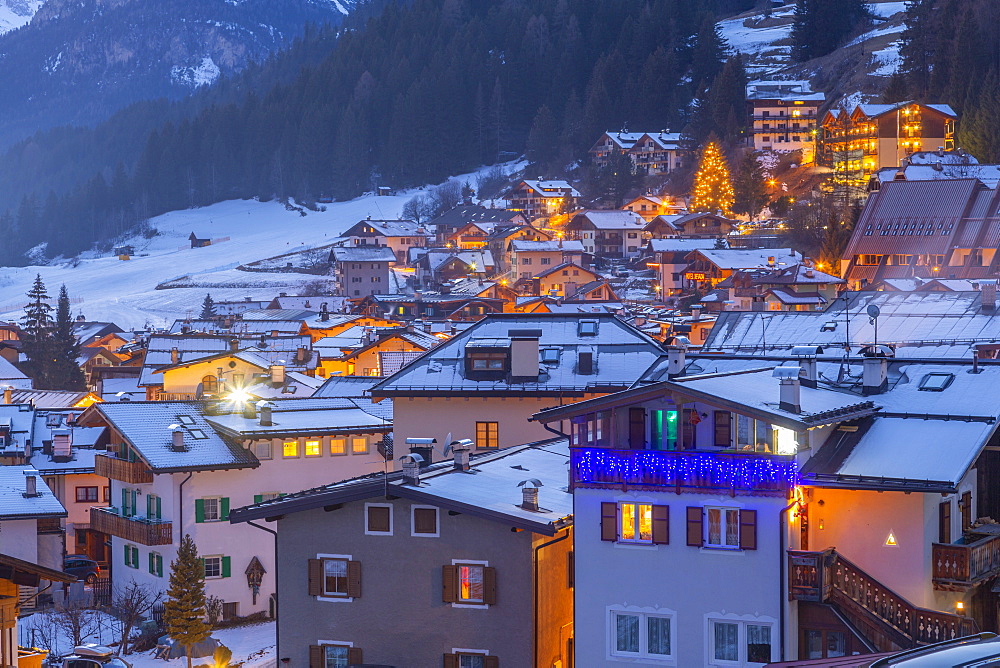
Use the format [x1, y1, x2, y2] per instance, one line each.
[75, 486, 99, 503]
[321, 557, 350, 598]
[330, 438, 347, 456]
[475, 421, 499, 449]
[283, 438, 300, 458]
[304, 438, 322, 458]
[707, 617, 774, 666]
[203, 555, 223, 579]
[607, 606, 677, 661]
[365, 503, 393, 536]
[618, 502, 653, 544]
[351, 436, 369, 455]
[451, 559, 489, 607]
[201, 497, 222, 523]
[318, 642, 355, 668]
[705, 506, 741, 549]
[411, 505, 440, 538]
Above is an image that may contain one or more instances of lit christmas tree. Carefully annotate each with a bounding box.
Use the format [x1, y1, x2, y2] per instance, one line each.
[690, 140, 735, 216]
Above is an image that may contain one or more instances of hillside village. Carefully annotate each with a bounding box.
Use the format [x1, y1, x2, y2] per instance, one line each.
[3, 0, 1000, 667]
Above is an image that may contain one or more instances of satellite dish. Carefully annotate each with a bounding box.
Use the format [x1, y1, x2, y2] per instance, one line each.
[866, 304, 881, 319]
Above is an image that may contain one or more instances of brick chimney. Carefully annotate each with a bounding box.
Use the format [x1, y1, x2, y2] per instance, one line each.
[259, 402, 274, 427]
[451, 439, 473, 471]
[519, 479, 542, 511]
[23, 469, 39, 497]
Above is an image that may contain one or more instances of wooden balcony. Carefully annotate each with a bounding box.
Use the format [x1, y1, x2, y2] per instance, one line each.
[95, 454, 153, 484]
[89, 507, 172, 546]
[570, 448, 796, 497]
[932, 534, 1000, 591]
[789, 549, 977, 651]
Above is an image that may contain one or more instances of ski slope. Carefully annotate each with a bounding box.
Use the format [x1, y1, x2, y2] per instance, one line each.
[0, 167, 508, 329]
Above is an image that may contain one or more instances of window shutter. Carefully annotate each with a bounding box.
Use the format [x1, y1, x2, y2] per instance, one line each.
[254, 494, 263, 504]
[484, 657, 499, 668]
[686, 507, 703, 547]
[155, 496, 161, 519]
[443, 655, 458, 668]
[347, 648, 362, 664]
[567, 551, 575, 588]
[483, 566, 497, 605]
[131, 489, 137, 516]
[121, 489, 128, 515]
[714, 411, 732, 447]
[652, 505, 669, 545]
[740, 509, 757, 550]
[442, 565, 458, 603]
[123, 544, 129, 566]
[148, 552, 154, 573]
[147, 494, 153, 518]
[600, 502, 618, 541]
[222, 556, 231, 578]
[221, 497, 230, 521]
[156, 554, 163, 577]
[194, 499, 205, 523]
[347, 560, 362, 598]
[308, 559, 323, 596]
[939, 501, 952, 544]
[308, 646, 323, 668]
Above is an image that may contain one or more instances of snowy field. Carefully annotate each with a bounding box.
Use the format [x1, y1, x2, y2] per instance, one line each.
[0, 164, 517, 330]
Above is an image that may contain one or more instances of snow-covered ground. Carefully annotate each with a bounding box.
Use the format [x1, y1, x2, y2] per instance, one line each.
[0, 164, 518, 330]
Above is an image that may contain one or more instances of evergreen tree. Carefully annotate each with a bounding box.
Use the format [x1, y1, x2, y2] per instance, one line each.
[690, 139, 735, 216]
[20, 274, 54, 387]
[199, 294, 217, 319]
[163, 534, 211, 668]
[791, 0, 870, 62]
[526, 105, 559, 171]
[733, 151, 768, 220]
[49, 285, 86, 391]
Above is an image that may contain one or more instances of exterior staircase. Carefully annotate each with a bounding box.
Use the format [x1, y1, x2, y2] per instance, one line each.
[789, 548, 978, 653]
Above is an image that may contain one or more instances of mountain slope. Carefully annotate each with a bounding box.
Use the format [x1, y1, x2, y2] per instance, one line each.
[0, 0, 354, 149]
[0, 0, 42, 34]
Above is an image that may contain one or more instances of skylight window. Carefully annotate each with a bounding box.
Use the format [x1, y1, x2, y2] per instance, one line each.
[177, 415, 195, 425]
[578, 320, 598, 336]
[918, 373, 954, 392]
[540, 348, 561, 364]
[188, 429, 209, 439]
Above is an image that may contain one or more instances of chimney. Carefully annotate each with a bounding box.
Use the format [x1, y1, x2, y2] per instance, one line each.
[791, 346, 822, 388]
[270, 364, 286, 385]
[171, 429, 185, 452]
[23, 469, 39, 497]
[242, 400, 257, 420]
[862, 357, 889, 395]
[170, 347, 180, 364]
[666, 344, 686, 378]
[296, 347, 309, 364]
[774, 367, 802, 413]
[767, 256, 776, 267]
[259, 402, 273, 427]
[229, 338, 239, 353]
[2, 387, 10, 404]
[578, 349, 594, 374]
[982, 281, 996, 312]
[451, 439, 473, 471]
[401, 454, 422, 485]
[53, 431, 72, 460]
[509, 329, 542, 378]
[320, 303, 330, 322]
[519, 479, 542, 511]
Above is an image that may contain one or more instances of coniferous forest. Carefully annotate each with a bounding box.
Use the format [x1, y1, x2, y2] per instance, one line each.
[0, 0, 753, 264]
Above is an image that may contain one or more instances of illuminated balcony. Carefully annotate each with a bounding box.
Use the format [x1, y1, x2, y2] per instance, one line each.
[570, 448, 796, 497]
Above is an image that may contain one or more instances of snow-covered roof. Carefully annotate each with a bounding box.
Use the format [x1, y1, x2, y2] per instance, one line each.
[907, 151, 980, 166]
[510, 240, 585, 253]
[7, 389, 94, 408]
[423, 249, 495, 272]
[0, 354, 30, 384]
[206, 397, 390, 438]
[0, 466, 66, 520]
[569, 210, 645, 230]
[371, 313, 662, 396]
[647, 238, 727, 253]
[518, 180, 580, 198]
[855, 101, 957, 119]
[596, 132, 645, 150]
[86, 402, 259, 473]
[230, 439, 572, 534]
[330, 246, 397, 263]
[0, 404, 37, 458]
[99, 376, 144, 402]
[746, 80, 825, 102]
[873, 164, 1000, 189]
[343, 219, 429, 238]
[765, 288, 827, 305]
[691, 248, 802, 270]
[631, 132, 683, 150]
[313, 375, 384, 398]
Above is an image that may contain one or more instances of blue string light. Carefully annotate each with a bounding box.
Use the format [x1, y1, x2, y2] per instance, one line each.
[573, 448, 797, 494]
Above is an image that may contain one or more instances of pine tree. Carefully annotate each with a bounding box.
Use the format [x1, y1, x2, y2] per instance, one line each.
[200, 294, 217, 319]
[690, 139, 735, 216]
[163, 534, 211, 668]
[20, 274, 54, 387]
[733, 151, 769, 220]
[50, 285, 86, 391]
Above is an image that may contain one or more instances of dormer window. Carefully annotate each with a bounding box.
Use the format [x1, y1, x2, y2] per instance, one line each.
[579, 320, 598, 336]
[465, 339, 510, 378]
[472, 355, 505, 371]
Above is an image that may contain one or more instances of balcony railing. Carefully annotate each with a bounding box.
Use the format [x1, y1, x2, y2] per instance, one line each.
[789, 549, 978, 651]
[932, 533, 1000, 590]
[95, 454, 153, 484]
[570, 448, 796, 497]
[90, 507, 172, 546]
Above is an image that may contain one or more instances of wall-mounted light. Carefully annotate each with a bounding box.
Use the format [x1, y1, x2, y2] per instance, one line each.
[956, 601, 965, 614]
[818, 519, 824, 530]
[885, 530, 898, 547]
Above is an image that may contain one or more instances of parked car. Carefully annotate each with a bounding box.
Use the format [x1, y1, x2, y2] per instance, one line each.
[63, 555, 100, 583]
[61, 644, 131, 668]
[868, 632, 1000, 667]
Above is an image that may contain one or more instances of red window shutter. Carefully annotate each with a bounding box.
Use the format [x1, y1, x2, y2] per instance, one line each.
[308, 646, 323, 668]
[740, 509, 757, 550]
[308, 559, 323, 596]
[347, 647, 362, 664]
[443, 655, 458, 668]
[600, 502, 618, 541]
[686, 507, 703, 547]
[484, 656, 499, 668]
[442, 565, 458, 603]
[483, 566, 497, 605]
[347, 560, 362, 598]
[652, 505, 669, 545]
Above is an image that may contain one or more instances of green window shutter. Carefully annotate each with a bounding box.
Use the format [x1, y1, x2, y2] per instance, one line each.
[253, 494, 263, 504]
[221, 497, 230, 521]
[155, 496, 161, 519]
[121, 489, 128, 515]
[148, 552, 154, 574]
[195, 499, 205, 523]
[222, 556, 231, 578]
[157, 554, 163, 577]
[123, 544, 129, 566]
[131, 490, 137, 516]
[146, 494, 152, 517]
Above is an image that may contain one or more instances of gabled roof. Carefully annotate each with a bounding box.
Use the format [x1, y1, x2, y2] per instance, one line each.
[429, 205, 525, 231]
[229, 439, 572, 535]
[764, 288, 827, 305]
[0, 466, 66, 520]
[689, 248, 802, 270]
[647, 238, 726, 253]
[82, 402, 259, 473]
[516, 180, 580, 198]
[313, 375, 383, 398]
[0, 552, 75, 585]
[341, 219, 427, 238]
[510, 239, 585, 253]
[422, 249, 495, 272]
[8, 389, 97, 408]
[854, 101, 957, 119]
[629, 132, 683, 150]
[331, 246, 397, 263]
[533, 262, 600, 281]
[567, 210, 645, 230]
[206, 397, 390, 439]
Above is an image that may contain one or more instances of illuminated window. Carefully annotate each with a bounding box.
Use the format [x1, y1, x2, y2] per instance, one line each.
[457, 564, 485, 603]
[330, 438, 347, 455]
[351, 437, 368, 454]
[475, 422, 498, 449]
[706, 507, 740, 548]
[201, 375, 219, 394]
[283, 439, 299, 457]
[305, 439, 321, 457]
[620, 503, 653, 543]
